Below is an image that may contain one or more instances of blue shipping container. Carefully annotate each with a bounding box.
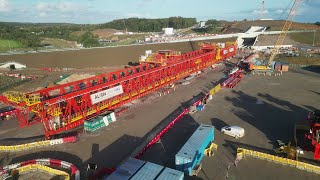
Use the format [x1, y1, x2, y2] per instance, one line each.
[105, 158, 145, 180]
[155, 167, 184, 180]
[175, 124, 214, 176]
[130, 162, 164, 180]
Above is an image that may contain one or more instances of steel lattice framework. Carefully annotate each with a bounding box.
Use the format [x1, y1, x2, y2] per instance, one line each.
[0, 43, 237, 138]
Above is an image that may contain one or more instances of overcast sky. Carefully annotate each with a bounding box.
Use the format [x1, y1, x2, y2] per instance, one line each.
[0, 0, 318, 24]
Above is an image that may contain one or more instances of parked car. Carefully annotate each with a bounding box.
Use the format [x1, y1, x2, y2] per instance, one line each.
[221, 126, 245, 139]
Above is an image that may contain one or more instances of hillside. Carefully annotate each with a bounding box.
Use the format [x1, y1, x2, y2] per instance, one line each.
[222, 20, 319, 33]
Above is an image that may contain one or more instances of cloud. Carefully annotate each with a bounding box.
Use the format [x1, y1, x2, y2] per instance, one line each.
[39, 12, 48, 18]
[0, 0, 11, 12]
[252, 9, 269, 15]
[36, 2, 83, 13]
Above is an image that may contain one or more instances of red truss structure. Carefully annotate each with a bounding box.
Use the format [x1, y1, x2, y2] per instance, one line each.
[0, 43, 237, 138]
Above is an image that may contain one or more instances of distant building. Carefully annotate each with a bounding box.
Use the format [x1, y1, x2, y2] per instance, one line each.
[114, 32, 124, 35]
[199, 21, 206, 28]
[162, 28, 174, 35]
[259, 18, 273, 21]
[0, 62, 26, 69]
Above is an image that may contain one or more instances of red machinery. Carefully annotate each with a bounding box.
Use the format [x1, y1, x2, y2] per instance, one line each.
[306, 110, 320, 160]
[0, 43, 237, 138]
[221, 69, 243, 88]
[0, 106, 17, 119]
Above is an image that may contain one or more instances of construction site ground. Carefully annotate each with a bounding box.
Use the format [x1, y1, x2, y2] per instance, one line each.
[0, 60, 320, 179]
[0, 38, 236, 69]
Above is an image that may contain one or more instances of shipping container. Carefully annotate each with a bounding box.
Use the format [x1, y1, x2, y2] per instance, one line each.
[281, 64, 289, 72]
[155, 168, 184, 180]
[175, 124, 214, 176]
[84, 116, 106, 132]
[105, 158, 145, 180]
[130, 162, 164, 180]
[275, 62, 282, 71]
[110, 112, 116, 122]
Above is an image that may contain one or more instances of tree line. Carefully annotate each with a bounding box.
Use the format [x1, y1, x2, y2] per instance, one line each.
[0, 24, 41, 47]
[99, 17, 197, 32]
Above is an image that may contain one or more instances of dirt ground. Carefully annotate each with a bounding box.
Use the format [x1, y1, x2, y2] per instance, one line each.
[255, 34, 299, 46]
[0, 66, 123, 93]
[0, 62, 320, 180]
[0, 39, 236, 68]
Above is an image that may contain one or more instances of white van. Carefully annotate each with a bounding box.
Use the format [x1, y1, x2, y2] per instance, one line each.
[221, 126, 245, 139]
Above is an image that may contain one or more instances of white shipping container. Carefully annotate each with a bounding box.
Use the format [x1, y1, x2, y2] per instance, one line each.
[110, 112, 116, 122]
[102, 116, 109, 126]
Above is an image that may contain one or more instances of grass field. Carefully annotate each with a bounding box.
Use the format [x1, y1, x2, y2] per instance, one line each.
[0, 39, 22, 50]
[289, 31, 320, 46]
[41, 38, 76, 48]
[277, 56, 320, 65]
[108, 34, 147, 41]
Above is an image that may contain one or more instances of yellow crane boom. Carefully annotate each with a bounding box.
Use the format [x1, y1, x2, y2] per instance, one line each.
[267, 0, 303, 66]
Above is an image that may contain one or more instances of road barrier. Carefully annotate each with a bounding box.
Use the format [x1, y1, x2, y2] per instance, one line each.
[236, 148, 320, 175]
[0, 136, 77, 152]
[1, 158, 80, 180]
[12, 164, 70, 180]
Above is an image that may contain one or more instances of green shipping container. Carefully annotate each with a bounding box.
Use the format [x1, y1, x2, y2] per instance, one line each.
[84, 116, 106, 132]
[106, 114, 113, 123]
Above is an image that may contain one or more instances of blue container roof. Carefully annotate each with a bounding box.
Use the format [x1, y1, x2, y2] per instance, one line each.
[105, 158, 145, 180]
[130, 162, 164, 180]
[176, 124, 214, 160]
[155, 167, 184, 180]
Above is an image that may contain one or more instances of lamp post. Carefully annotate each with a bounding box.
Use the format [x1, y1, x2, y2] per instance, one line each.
[312, 30, 316, 47]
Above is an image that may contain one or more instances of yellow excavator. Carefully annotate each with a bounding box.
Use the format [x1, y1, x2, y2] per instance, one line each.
[249, 0, 303, 71]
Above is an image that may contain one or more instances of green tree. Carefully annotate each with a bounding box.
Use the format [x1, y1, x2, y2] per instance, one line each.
[206, 19, 221, 27]
[78, 31, 99, 48]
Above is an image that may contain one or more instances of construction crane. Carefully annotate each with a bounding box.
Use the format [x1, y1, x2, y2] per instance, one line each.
[0, 43, 237, 139]
[260, 0, 265, 19]
[249, 0, 303, 71]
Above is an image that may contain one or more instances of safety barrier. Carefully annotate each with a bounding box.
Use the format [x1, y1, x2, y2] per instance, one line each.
[209, 84, 221, 95]
[0, 136, 77, 152]
[236, 148, 320, 175]
[1, 158, 80, 180]
[135, 108, 190, 158]
[12, 164, 70, 180]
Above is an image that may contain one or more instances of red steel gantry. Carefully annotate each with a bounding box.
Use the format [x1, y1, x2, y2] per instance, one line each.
[0, 43, 237, 138]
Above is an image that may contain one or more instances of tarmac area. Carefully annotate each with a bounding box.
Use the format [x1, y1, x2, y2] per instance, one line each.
[140, 67, 320, 180]
[0, 63, 320, 180]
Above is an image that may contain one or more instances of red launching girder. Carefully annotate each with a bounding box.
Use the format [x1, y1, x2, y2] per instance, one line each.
[0, 43, 237, 138]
